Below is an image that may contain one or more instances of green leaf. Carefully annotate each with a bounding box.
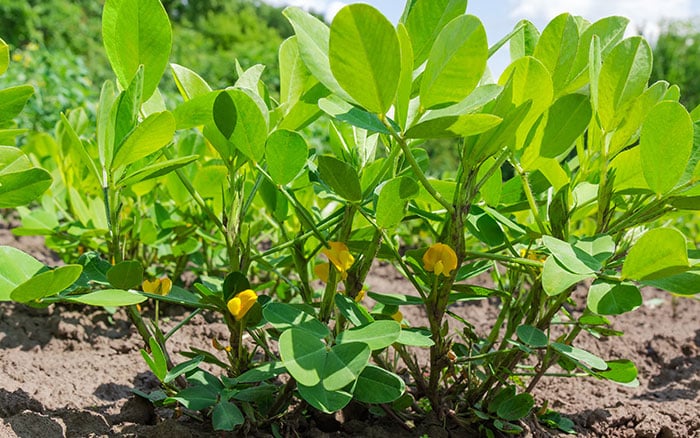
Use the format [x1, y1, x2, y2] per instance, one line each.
[496, 393, 534, 421]
[229, 90, 268, 163]
[297, 382, 352, 414]
[171, 63, 211, 100]
[173, 91, 218, 130]
[322, 341, 370, 391]
[573, 235, 616, 265]
[283, 7, 351, 102]
[0, 130, 27, 146]
[405, 113, 502, 139]
[275, 329, 326, 387]
[597, 37, 652, 131]
[367, 291, 423, 306]
[466, 206, 505, 246]
[542, 235, 600, 275]
[263, 303, 329, 338]
[141, 286, 210, 309]
[376, 176, 420, 228]
[402, 0, 467, 67]
[69, 289, 148, 307]
[118, 155, 199, 187]
[59, 114, 101, 185]
[106, 260, 143, 290]
[279, 36, 306, 107]
[610, 147, 649, 192]
[533, 13, 579, 96]
[265, 129, 308, 185]
[212, 402, 244, 431]
[334, 294, 374, 327]
[642, 271, 700, 295]
[540, 93, 592, 158]
[551, 342, 607, 371]
[336, 320, 401, 350]
[510, 20, 540, 60]
[353, 365, 405, 404]
[235, 362, 286, 384]
[597, 359, 638, 385]
[0, 246, 45, 301]
[113, 66, 144, 151]
[169, 385, 218, 410]
[329, 4, 400, 114]
[317, 155, 362, 202]
[10, 265, 83, 303]
[0, 168, 52, 208]
[163, 356, 204, 384]
[0, 85, 34, 125]
[587, 280, 642, 315]
[97, 81, 118, 168]
[640, 101, 694, 194]
[318, 96, 390, 134]
[566, 16, 629, 93]
[278, 328, 369, 391]
[102, 0, 172, 101]
[213, 90, 237, 139]
[420, 15, 488, 109]
[622, 228, 689, 281]
[0, 38, 8, 75]
[396, 328, 434, 347]
[516, 325, 548, 348]
[141, 337, 167, 381]
[112, 111, 176, 169]
[395, 24, 413, 129]
[499, 56, 553, 150]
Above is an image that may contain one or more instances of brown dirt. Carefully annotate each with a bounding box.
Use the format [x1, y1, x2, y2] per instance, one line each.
[1, 229, 699, 437]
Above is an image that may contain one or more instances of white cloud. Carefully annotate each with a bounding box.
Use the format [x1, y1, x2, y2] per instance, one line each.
[326, 1, 347, 21]
[262, 0, 346, 22]
[508, 0, 693, 42]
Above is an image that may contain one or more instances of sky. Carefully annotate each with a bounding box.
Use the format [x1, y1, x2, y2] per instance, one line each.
[264, 0, 700, 75]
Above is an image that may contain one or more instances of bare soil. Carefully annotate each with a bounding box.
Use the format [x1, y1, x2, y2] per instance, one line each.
[1, 224, 699, 437]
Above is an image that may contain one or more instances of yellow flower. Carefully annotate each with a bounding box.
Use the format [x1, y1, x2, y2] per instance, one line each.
[142, 276, 172, 296]
[227, 289, 258, 321]
[423, 243, 458, 277]
[354, 288, 366, 303]
[391, 310, 403, 323]
[314, 262, 348, 282]
[321, 241, 354, 277]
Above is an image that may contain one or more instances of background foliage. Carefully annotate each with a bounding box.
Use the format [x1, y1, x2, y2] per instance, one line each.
[0, 0, 301, 130]
[651, 19, 700, 111]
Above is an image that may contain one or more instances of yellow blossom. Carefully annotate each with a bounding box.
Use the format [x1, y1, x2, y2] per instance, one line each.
[423, 243, 458, 277]
[142, 276, 172, 296]
[321, 241, 354, 277]
[354, 288, 366, 303]
[391, 310, 403, 323]
[227, 289, 258, 321]
[314, 262, 348, 282]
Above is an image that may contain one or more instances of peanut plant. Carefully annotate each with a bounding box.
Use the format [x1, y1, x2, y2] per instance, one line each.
[1, 0, 699, 435]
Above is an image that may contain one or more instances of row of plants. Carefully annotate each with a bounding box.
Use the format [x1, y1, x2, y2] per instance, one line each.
[0, 0, 299, 131]
[2, 0, 700, 434]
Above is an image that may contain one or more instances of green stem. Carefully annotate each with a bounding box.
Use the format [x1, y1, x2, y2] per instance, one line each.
[515, 163, 547, 234]
[464, 250, 543, 268]
[319, 204, 355, 323]
[381, 116, 454, 214]
[357, 208, 428, 301]
[255, 163, 329, 246]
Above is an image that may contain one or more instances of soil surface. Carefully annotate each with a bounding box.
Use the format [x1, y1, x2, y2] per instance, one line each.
[1, 223, 699, 437]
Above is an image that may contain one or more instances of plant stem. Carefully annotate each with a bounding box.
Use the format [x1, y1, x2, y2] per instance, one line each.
[381, 116, 454, 214]
[515, 163, 547, 234]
